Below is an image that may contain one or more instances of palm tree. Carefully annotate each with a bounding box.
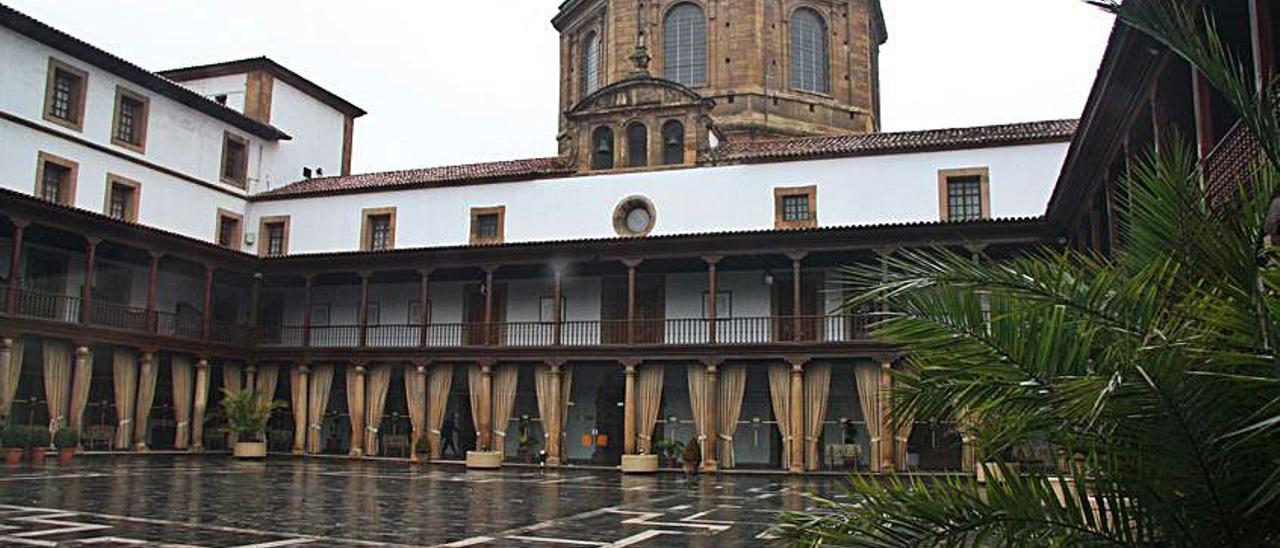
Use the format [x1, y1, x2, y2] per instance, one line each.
[775, 1, 1280, 546]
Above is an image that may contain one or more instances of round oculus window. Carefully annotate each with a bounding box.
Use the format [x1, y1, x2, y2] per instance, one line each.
[613, 196, 657, 237]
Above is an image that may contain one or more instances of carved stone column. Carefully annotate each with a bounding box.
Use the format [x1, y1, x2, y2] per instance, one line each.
[349, 363, 367, 457]
[0, 338, 12, 422]
[879, 360, 895, 472]
[191, 359, 210, 452]
[788, 358, 806, 473]
[245, 365, 257, 393]
[479, 361, 494, 451]
[701, 360, 720, 471]
[546, 361, 563, 465]
[292, 364, 310, 454]
[68, 345, 92, 438]
[134, 352, 156, 451]
[623, 360, 638, 455]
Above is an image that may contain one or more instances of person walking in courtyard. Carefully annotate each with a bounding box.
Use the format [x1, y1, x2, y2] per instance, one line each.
[440, 413, 459, 458]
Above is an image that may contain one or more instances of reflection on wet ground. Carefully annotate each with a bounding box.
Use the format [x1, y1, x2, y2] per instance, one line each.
[0, 456, 855, 546]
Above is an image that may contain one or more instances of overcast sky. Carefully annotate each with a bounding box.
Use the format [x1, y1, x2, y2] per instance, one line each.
[8, 0, 1116, 175]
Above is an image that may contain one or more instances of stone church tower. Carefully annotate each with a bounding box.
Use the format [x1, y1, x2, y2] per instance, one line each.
[553, 0, 887, 172]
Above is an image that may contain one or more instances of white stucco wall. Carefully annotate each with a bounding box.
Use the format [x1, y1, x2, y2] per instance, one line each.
[263, 80, 347, 188]
[168, 73, 248, 112]
[248, 141, 1069, 255]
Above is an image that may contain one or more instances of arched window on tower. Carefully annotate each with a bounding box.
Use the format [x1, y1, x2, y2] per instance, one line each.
[790, 8, 829, 94]
[663, 3, 707, 87]
[581, 31, 602, 97]
[661, 120, 685, 165]
[626, 123, 648, 167]
[592, 126, 615, 170]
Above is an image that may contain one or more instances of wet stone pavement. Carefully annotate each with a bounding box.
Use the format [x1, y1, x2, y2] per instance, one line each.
[0, 456, 854, 547]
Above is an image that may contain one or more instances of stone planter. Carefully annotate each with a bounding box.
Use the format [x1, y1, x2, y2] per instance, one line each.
[233, 441, 267, 459]
[621, 454, 659, 474]
[466, 450, 503, 469]
[57, 448, 75, 465]
[3, 448, 22, 465]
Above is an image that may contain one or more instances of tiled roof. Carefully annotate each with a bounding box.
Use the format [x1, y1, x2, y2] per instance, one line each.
[257, 157, 574, 199]
[716, 119, 1078, 163]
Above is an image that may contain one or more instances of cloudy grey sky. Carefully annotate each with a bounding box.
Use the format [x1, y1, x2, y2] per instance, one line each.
[8, 1, 1116, 174]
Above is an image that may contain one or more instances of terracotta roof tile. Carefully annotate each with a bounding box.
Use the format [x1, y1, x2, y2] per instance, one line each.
[258, 157, 574, 199]
[715, 119, 1078, 163]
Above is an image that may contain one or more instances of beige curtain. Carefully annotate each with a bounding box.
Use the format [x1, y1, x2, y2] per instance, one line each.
[223, 363, 243, 394]
[803, 363, 831, 471]
[134, 355, 158, 450]
[364, 364, 393, 456]
[687, 364, 709, 458]
[290, 367, 309, 453]
[256, 364, 280, 406]
[405, 366, 427, 458]
[717, 364, 747, 468]
[307, 364, 334, 454]
[0, 337, 24, 422]
[635, 365, 664, 454]
[191, 361, 210, 451]
[767, 364, 793, 470]
[534, 365, 557, 458]
[346, 367, 366, 456]
[111, 348, 137, 450]
[171, 356, 194, 450]
[855, 362, 882, 472]
[68, 346, 93, 435]
[41, 341, 73, 437]
[468, 365, 485, 450]
[427, 364, 453, 459]
[490, 364, 518, 457]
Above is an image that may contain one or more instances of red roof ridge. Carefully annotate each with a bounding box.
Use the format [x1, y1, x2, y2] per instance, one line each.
[256, 156, 572, 199]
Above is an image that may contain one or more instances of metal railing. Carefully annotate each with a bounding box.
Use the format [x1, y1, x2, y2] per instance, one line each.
[9, 287, 81, 323]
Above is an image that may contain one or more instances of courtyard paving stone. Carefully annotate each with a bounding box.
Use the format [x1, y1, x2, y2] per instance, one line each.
[0, 456, 854, 546]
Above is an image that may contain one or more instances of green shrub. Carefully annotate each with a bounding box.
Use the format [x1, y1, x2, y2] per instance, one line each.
[220, 389, 283, 442]
[682, 438, 701, 464]
[27, 426, 51, 448]
[0, 425, 24, 449]
[53, 429, 80, 449]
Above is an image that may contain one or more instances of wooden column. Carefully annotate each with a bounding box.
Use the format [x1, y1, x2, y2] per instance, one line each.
[546, 360, 564, 465]
[483, 266, 496, 347]
[478, 360, 494, 451]
[705, 256, 722, 344]
[417, 269, 432, 348]
[6, 219, 25, 314]
[358, 272, 371, 348]
[624, 259, 641, 344]
[349, 363, 367, 457]
[1191, 70, 1216, 161]
[80, 238, 99, 324]
[293, 364, 309, 454]
[789, 252, 806, 341]
[552, 266, 564, 346]
[191, 359, 210, 452]
[302, 275, 315, 348]
[879, 360, 895, 471]
[622, 360, 638, 455]
[201, 264, 214, 341]
[1251, 0, 1273, 89]
[788, 358, 806, 473]
[248, 273, 262, 335]
[702, 360, 720, 471]
[145, 252, 161, 333]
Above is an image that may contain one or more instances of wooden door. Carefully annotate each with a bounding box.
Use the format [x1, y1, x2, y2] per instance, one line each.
[463, 283, 506, 345]
[772, 273, 824, 341]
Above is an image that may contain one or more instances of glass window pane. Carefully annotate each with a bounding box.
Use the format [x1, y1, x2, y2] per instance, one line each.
[790, 9, 829, 93]
[663, 3, 707, 87]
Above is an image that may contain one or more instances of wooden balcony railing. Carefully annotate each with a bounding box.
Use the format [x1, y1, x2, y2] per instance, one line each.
[0, 288, 876, 350]
[255, 315, 874, 350]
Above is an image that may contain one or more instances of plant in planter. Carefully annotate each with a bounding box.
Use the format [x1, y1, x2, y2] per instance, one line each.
[27, 426, 50, 465]
[1, 425, 27, 465]
[220, 389, 283, 459]
[516, 415, 539, 464]
[654, 439, 684, 468]
[54, 429, 80, 464]
[681, 438, 701, 475]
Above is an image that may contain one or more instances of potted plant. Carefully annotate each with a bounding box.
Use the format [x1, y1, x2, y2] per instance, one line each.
[27, 426, 50, 465]
[1, 425, 26, 465]
[654, 439, 684, 469]
[681, 438, 701, 475]
[516, 416, 539, 464]
[220, 389, 282, 459]
[54, 429, 79, 464]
